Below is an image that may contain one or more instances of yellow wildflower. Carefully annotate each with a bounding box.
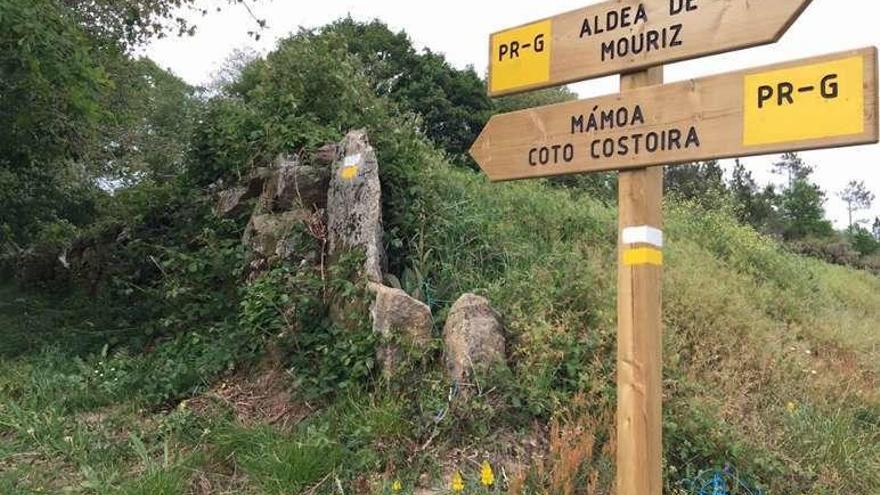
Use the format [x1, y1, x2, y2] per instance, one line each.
[451, 471, 465, 493]
[786, 401, 798, 414]
[392, 480, 402, 492]
[480, 461, 495, 487]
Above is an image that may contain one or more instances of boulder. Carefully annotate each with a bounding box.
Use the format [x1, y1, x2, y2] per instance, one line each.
[443, 294, 506, 383]
[311, 143, 339, 167]
[369, 282, 433, 377]
[215, 167, 272, 218]
[246, 167, 274, 197]
[214, 186, 251, 218]
[261, 156, 330, 213]
[327, 130, 385, 283]
[242, 211, 311, 261]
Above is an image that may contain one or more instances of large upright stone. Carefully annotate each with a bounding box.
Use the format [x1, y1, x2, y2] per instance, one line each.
[327, 130, 385, 283]
[443, 294, 507, 383]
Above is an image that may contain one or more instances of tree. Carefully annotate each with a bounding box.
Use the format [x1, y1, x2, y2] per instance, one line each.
[1, 0, 203, 249]
[780, 178, 834, 240]
[62, 0, 266, 49]
[320, 18, 494, 162]
[850, 226, 880, 256]
[729, 159, 780, 233]
[768, 153, 834, 240]
[874, 217, 880, 240]
[838, 180, 875, 230]
[773, 152, 813, 189]
[190, 27, 396, 187]
[730, 159, 758, 219]
[664, 160, 726, 202]
[0, 0, 107, 246]
[209, 48, 261, 96]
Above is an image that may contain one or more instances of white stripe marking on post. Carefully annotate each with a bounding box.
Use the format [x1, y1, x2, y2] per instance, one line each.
[622, 226, 664, 248]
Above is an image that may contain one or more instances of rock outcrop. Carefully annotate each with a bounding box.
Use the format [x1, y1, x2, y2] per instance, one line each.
[215, 167, 274, 218]
[260, 156, 330, 213]
[327, 130, 385, 283]
[242, 211, 311, 261]
[443, 294, 506, 383]
[369, 282, 433, 377]
[311, 143, 338, 167]
[233, 130, 437, 379]
[214, 186, 251, 218]
[238, 154, 331, 277]
[246, 167, 274, 197]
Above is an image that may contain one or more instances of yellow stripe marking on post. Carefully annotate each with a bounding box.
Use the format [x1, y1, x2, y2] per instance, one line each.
[623, 248, 664, 267]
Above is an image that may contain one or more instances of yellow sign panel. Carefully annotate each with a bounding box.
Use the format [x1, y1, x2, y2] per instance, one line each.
[743, 56, 865, 146]
[490, 20, 552, 95]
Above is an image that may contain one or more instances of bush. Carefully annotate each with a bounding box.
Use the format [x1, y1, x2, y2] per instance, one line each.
[190, 29, 394, 187]
[789, 236, 861, 266]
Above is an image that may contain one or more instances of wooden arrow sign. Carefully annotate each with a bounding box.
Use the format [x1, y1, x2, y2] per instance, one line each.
[472, 48, 879, 182]
[488, 0, 813, 97]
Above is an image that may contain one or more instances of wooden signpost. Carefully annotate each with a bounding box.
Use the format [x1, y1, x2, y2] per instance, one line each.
[488, 0, 813, 96]
[473, 48, 879, 181]
[472, 2, 879, 494]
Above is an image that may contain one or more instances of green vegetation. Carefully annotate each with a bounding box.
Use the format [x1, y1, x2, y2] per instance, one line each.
[3, 165, 878, 492]
[1, 3, 878, 494]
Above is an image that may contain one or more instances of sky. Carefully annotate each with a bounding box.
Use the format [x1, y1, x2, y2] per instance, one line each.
[146, 0, 880, 228]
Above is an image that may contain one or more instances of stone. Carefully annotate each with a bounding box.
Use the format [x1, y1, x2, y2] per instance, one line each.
[215, 167, 273, 218]
[369, 282, 433, 377]
[443, 294, 506, 383]
[214, 186, 251, 218]
[327, 130, 385, 283]
[311, 144, 339, 167]
[261, 156, 330, 213]
[242, 211, 310, 260]
[246, 167, 274, 197]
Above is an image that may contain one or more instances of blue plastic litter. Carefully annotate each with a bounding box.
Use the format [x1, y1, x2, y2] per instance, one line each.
[683, 466, 764, 495]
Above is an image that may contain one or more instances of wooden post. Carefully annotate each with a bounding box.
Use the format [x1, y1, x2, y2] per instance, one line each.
[617, 66, 664, 495]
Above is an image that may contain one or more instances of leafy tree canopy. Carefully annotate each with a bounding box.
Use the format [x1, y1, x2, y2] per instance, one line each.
[319, 18, 494, 162]
[665, 160, 726, 203]
[1, 0, 107, 246]
[1, 0, 199, 248]
[728, 159, 782, 235]
[781, 178, 834, 240]
[849, 225, 880, 256]
[63, 0, 266, 49]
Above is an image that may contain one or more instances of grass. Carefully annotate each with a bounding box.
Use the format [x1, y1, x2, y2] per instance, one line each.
[1, 164, 879, 493]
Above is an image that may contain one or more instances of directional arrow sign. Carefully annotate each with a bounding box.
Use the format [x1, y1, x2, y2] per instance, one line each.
[472, 48, 879, 182]
[488, 0, 813, 96]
